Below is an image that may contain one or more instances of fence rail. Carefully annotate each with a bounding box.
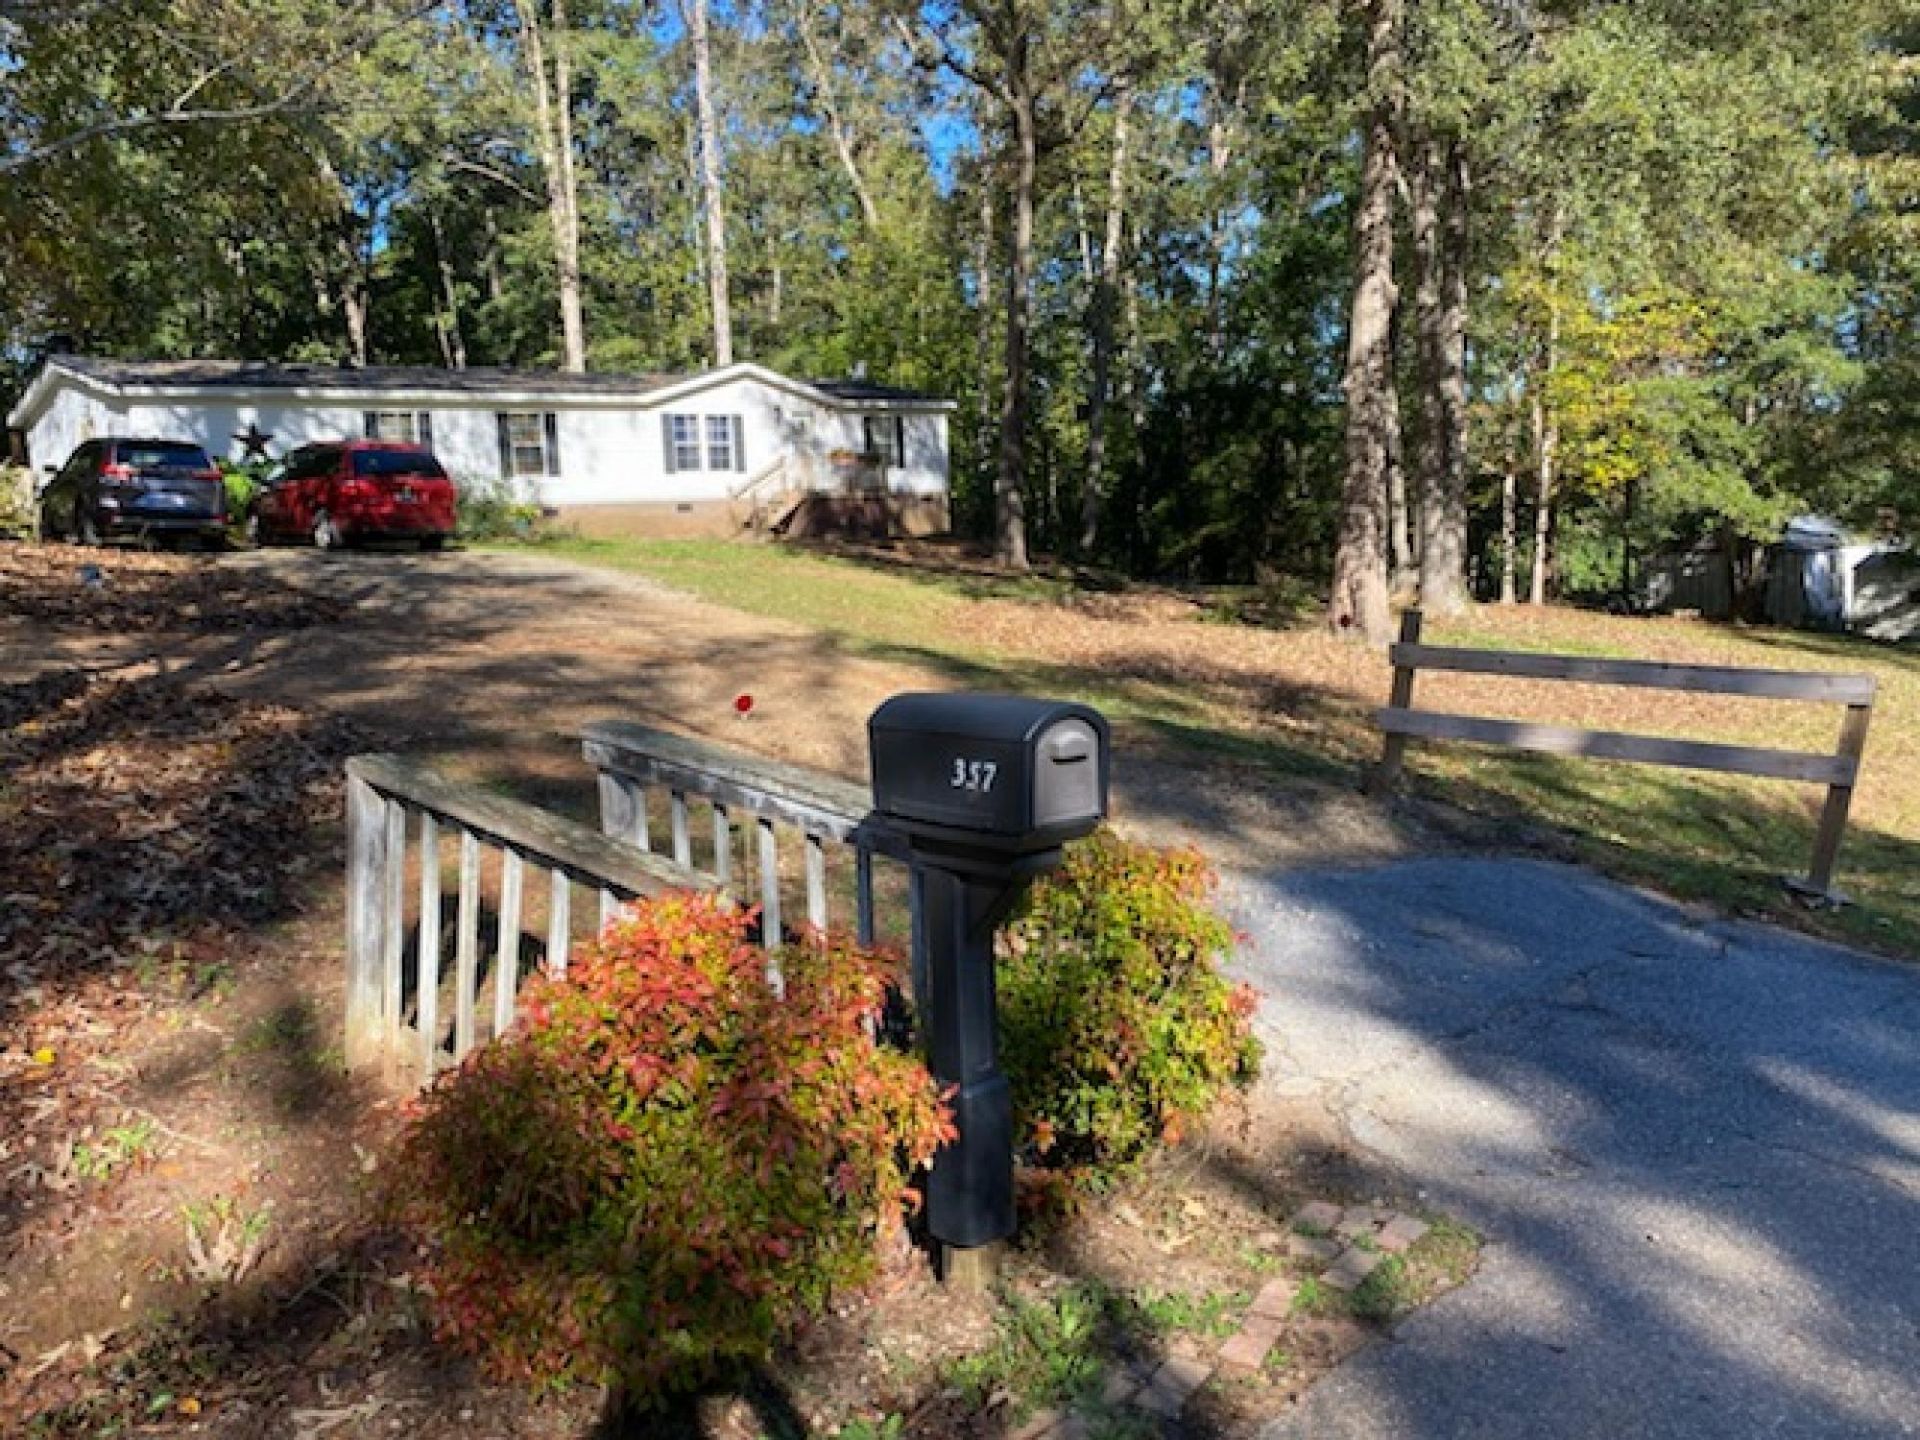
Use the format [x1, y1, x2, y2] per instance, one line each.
[1369, 611, 1876, 900]
[582, 720, 909, 956]
[344, 753, 715, 1082]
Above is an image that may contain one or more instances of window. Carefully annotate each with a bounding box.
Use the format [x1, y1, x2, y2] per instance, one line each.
[705, 415, 734, 471]
[496, 412, 561, 479]
[669, 414, 702, 473]
[364, 410, 424, 444]
[863, 414, 906, 469]
[662, 413, 745, 474]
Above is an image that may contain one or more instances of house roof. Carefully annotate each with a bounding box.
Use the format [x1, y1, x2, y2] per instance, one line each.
[9, 355, 952, 430]
[45, 355, 687, 398]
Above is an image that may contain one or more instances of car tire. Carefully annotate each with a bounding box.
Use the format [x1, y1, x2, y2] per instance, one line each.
[312, 511, 340, 551]
[77, 510, 102, 546]
[420, 535, 446, 552]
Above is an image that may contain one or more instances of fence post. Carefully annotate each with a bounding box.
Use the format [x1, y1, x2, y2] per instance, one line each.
[344, 770, 388, 1069]
[1368, 609, 1424, 796]
[1802, 696, 1873, 901]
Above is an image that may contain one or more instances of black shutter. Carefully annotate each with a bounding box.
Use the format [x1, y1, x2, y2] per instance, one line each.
[496, 413, 513, 480]
[418, 411, 434, 452]
[732, 414, 745, 472]
[862, 416, 875, 456]
[543, 412, 560, 477]
[893, 415, 905, 469]
[662, 414, 677, 475]
[363, 411, 378, 440]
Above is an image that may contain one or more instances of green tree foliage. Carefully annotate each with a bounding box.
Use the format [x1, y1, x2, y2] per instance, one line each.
[1, 0, 1911, 586]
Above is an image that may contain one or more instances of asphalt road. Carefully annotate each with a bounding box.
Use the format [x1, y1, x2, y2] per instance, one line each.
[1226, 857, 1920, 1440]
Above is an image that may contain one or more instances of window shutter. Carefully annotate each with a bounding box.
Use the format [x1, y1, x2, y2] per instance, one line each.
[418, 412, 434, 452]
[862, 416, 875, 455]
[894, 416, 905, 469]
[732, 414, 745, 473]
[496, 413, 512, 479]
[363, 411, 378, 440]
[543, 412, 560, 477]
[662, 414, 677, 475]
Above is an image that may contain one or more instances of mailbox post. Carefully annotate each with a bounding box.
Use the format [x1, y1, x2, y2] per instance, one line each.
[868, 694, 1110, 1263]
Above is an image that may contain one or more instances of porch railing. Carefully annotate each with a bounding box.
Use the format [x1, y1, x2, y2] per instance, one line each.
[581, 720, 910, 954]
[344, 753, 716, 1082]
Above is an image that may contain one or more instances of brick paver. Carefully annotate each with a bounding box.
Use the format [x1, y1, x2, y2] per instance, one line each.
[1219, 1313, 1288, 1372]
[1322, 1246, 1385, 1292]
[1378, 1214, 1430, 1253]
[1291, 1200, 1343, 1233]
[1136, 1355, 1213, 1418]
[1249, 1276, 1299, 1320]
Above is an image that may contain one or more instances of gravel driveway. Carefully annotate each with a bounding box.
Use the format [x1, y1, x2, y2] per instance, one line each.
[1228, 857, 1920, 1440]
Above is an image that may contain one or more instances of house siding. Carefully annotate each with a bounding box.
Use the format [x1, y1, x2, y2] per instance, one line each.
[14, 364, 952, 528]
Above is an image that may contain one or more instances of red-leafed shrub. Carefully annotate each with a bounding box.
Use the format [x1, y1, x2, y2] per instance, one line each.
[390, 893, 952, 1399]
[999, 832, 1262, 1189]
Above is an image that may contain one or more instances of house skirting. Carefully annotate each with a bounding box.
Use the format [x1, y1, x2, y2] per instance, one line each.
[554, 494, 950, 541]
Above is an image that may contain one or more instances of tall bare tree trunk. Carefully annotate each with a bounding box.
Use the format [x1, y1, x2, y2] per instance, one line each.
[1528, 306, 1559, 606]
[516, 0, 587, 371]
[1387, 358, 1413, 590]
[688, 0, 733, 366]
[1500, 458, 1518, 603]
[975, 180, 997, 504]
[1080, 85, 1131, 557]
[796, 0, 878, 230]
[1328, 0, 1401, 645]
[428, 208, 468, 369]
[1409, 129, 1470, 613]
[996, 63, 1037, 570]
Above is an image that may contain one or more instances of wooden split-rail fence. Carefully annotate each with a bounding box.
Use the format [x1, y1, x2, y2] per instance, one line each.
[344, 725, 911, 1084]
[1370, 610, 1877, 900]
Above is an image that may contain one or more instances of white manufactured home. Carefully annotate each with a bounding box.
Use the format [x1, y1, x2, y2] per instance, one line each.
[6, 356, 955, 537]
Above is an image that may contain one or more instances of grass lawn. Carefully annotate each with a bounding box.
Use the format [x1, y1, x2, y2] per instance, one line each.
[506, 535, 1920, 959]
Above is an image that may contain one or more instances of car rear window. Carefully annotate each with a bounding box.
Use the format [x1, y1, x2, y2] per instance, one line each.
[353, 450, 447, 478]
[117, 442, 213, 470]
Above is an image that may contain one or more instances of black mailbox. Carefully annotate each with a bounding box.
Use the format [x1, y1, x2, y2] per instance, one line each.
[868, 692, 1110, 1264]
[869, 694, 1108, 855]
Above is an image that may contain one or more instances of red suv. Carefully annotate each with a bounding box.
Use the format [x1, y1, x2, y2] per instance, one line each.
[250, 441, 457, 551]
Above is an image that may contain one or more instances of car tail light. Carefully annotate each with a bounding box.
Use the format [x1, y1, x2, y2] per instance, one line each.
[194, 468, 221, 483]
[101, 462, 134, 481]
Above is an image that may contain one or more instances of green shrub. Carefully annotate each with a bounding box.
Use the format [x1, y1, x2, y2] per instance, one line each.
[999, 832, 1261, 1187]
[0, 463, 36, 537]
[456, 477, 544, 541]
[389, 893, 951, 1400]
[216, 461, 263, 526]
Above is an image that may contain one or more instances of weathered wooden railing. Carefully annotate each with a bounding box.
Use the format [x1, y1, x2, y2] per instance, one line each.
[1370, 610, 1877, 901]
[582, 720, 911, 954]
[344, 753, 716, 1081]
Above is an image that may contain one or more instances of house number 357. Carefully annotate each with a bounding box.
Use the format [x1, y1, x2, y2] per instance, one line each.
[951, 758, 999, 793]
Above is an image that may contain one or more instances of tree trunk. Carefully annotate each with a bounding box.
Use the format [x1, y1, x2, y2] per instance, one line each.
[1499, 458, 1518, 603]
[975, 180, 997, 510]
[516, 0, 588, 372]
[428, 208, 468, 369]
[796, 0, 878, 230]
[1426, 140, 1472, 612]
[996, 68, 1037, 571]
[1409, 128, 1470, 614]
[1528, 315, 1559, 606]
[1080, 85, 1131, 557]
[688, 0, 733, 366]
[1327, 0, 1401, 645]
[1387, 364, 1413, 590]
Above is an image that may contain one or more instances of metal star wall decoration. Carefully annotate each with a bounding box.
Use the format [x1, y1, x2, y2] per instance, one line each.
[234, 422, 274, 460]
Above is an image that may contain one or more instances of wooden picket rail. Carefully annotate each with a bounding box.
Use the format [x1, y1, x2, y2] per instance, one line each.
[1370, 610, 1876, 900]
[582, 720, 911, 957]
[344, 753, 717, 1082]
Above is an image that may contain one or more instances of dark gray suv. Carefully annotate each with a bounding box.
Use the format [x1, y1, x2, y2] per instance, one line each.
[39, 438, 228, 545]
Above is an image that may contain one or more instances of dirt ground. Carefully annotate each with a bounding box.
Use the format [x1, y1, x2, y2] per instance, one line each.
[0, 542, 1474, 1438]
